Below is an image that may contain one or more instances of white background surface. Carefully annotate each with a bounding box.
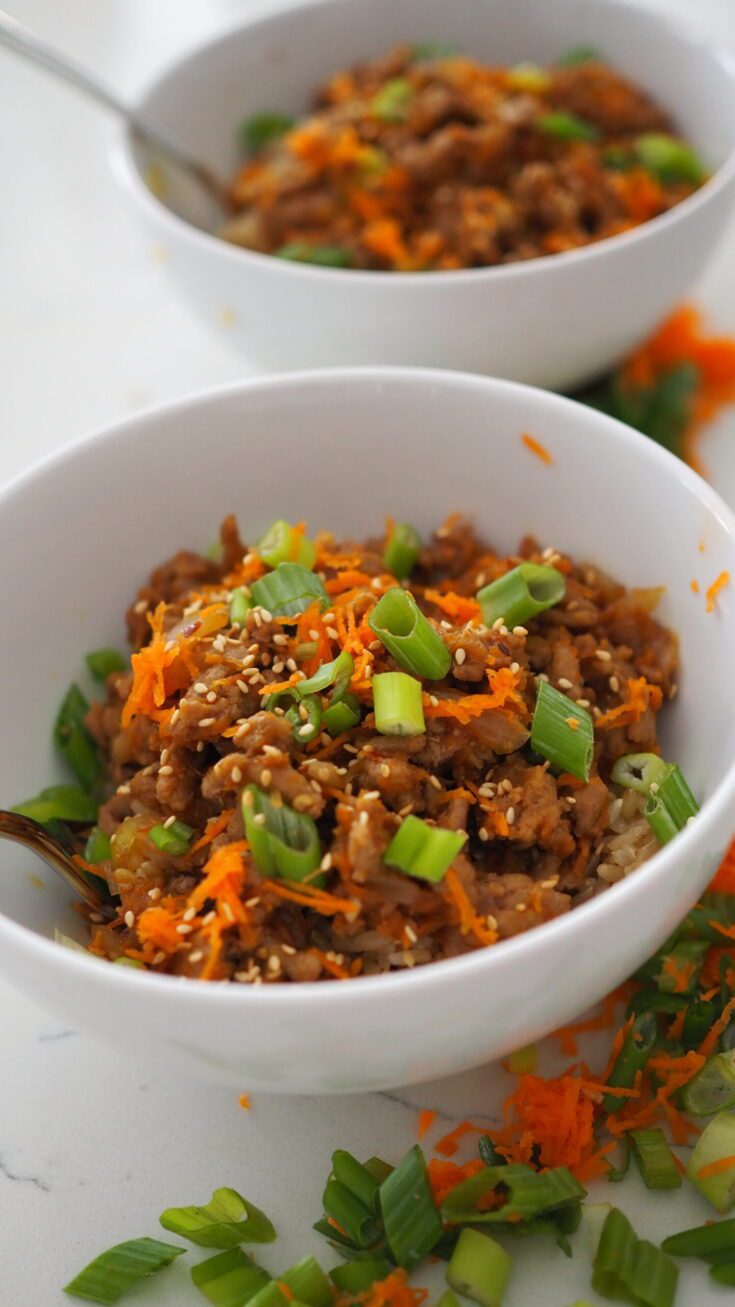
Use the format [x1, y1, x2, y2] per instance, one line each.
[2, 1, 735, 1303]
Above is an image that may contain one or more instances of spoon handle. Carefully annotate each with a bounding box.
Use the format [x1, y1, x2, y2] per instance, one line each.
[0, 8, 228, 201]
[0, 810, 107, 911]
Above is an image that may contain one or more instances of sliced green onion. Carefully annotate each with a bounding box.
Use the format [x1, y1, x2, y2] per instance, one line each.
[281, 1256, 333, 1307]
[191, 1248, 270, 1306]
[446, 1228, 512, 1307]
[557, 46, 603, 65]
[13, 784, 98, 826]
[369, 588, 451, 680]
[435, 1293, 461, 1307]
[710, 1262, 735, 1286]
[602, 145, 631, 170]
[322, 694, 361, 735]
[607, 1137, 631, 1184]
[84, 826, 112, 864]
[603, 1012, 657, 1112]
[538, 110, 599, 141]
[634, 133, 706, 185]
[683, 1050, 735, 1117]
[682, 892, 735, 942]
[286, 696, 322, 745]
[687, 1112, 735, 1212]
[530, 681, 593, 782]
[663, 1218, 735, 1259]
[250, 563, 328, 619]
[630, 1129, 681, 1190]
[384, 814, 466, 883]
[371, 78, 413, 122]
[114, 956, 145, 968]
[239, 112, 295, 152]
[241, 785, 322, 884]
[258, 520, 316, 571]
[593, 1208, 678, 1307]
[230, 587, 253, 626]
[611, 753, 666, 795]
[649, 938, 708, 995]
[64, 1237, 185, 1304]
[276, 243, 352, 268]
[295, 641, 319, 661]
[296, 651, 354, 700]
[330, 1261, 392, 1293]
[248, 1283, 290, 1307]
[644, 763, 699, 844]
[323, 1179, 380, 1249]
[478, 1137, 506, 1168]
[149, 820, 193, 857]
[363, 1157, 394, 1184]
[508, 1045, 537, 1075]
[55, 683, 101, 790]
[507, 62, 551, 93]
[332, 1150, 380, 1211]
[85, 648, 127, 680]
[384, 524, 421, 581]
[373, 672, 425, 736]
[683, 998, 718, 1050]
[379, 1145, 444, 1271]
[410, 41, 457, 62]
[476, 564, 566, 628]
[159, 1186, 277, 1248]
[441, 1164, 585, 1225]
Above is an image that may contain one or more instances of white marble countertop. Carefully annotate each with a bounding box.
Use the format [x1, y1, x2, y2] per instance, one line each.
[2, 1, 735, 1303]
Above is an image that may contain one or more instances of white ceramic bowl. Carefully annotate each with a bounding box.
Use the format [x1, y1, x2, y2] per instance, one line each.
[1, 369, 734, 1094]
[112, 0, 735, 387]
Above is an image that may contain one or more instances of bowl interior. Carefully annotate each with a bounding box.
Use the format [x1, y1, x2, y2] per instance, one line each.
[0, 370, 734, 951]
[131, 0, 735, 234]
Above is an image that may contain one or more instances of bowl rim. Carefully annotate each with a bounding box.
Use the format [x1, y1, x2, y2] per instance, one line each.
[111, 0, 735, 288]
[1, 365, 734, 1007]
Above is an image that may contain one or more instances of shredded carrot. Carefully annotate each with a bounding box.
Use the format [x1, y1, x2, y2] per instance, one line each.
[443, 868, 497, 946]
[423, 687, 521, 727]
[706, 570, 730, 614]
[710, 839, 735, 893]
[427, 1157, 484, 1204]
[258, 671, 305, 697]
[551, 988, 627, 1056]
[422, 589, 481, 623]
[698, 1155, 735, 1181]
[347, 1269, 428, 1307]
[311, 949, 351, 980]
[700, 995, 735, 1058]
[434, 1121, 483, 1158]
[418, 1109, 437, 1141]
[188, 809, 235, 855]
[188, 841, 249, 919]
[691, 579, 700, 595]
[260, 879, 359, 917]
[491, 1072, 605, 1178]
[521, 432, 554, 466]
[594, 677, 663, 730]
[238, 1093, 251, 1111]
[136, 903, 183, 955]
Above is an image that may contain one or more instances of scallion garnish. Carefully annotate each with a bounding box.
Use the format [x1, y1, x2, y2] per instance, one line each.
[446, 1228, 512, 1307]
[373, 672, 425, 736]
[557, 45, 602, 65]
[441, 1163, 585, 1225]
[538, 110, 599, 141]
[383, 524, 421, 581]
[611, 753, 666, 795]
[230, 587, 253, 627]
[530, 681, 593, 782]
[644, 763, 699, 844]
[12, 783, 99, 826]
[634, 133, 706, 185]
[322, 1180, 381, 1249]
[63, 1236, 185, 1304]
[371, 78, 413, 122]
[84, 826, 112, 864]
[662, 1217, 735, 1259]
[258, 520, 316, 571]
[384, 814, 466, 883]
[379, 1145, 444, 1271]
[85, 648, 127, 680]
[602, 1012, 657, 1112]
[191, 1247, 270, 1306]
[330, 1260, 392, 1293]
[322, 693, 361, 735]
[241, 785, 322, 884]
[54, 683, 101, 791]
[683, 1050, 735, 1117]
[149, 820, 193, 857]
[275, 243, 352, 268]
[248, 1282, 291, 1307]
[286, 695, 322, 745]
[592, 1208, 678, 1307]
[369, 588, 450, 680]
[281, 1255, 333, 1307]
[687, 1112, 735, 1212]
[159, 1186, 277, 1248]
[332, 1150, 380, 1212]
[476, 564, 565, 629]
[250, 563, 328, 619]
[629, 1129, 681, 1190]
[239, 112, 295, 153]
[410, 41, 456, 62]
[295, 651, 354, 700]
[478, 1136, 506, 1168]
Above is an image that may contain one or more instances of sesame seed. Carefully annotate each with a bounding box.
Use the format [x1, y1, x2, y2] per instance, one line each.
[272, 633, 288, 647]
[206, 691, 217, 704]
[176, 923, 193, 935]
[236, 680, 249, 694]
[259, 609, 273, 623]
[163, 814, 176, 829]
[262, 745, 283, 758]
[124, 910, 135, 929]
[253, 812, 266, 827]
[202, 910, 217, 926]
[321, 853, 333, 871]
[358, 811, 369, 827]
[198, 717, 215, 728]
[231, 766, 243, 783]
[134, 598, 148, 614]
[440, 620, 453, 631]
[566, 795, 577, 805]
[510, 661, 520, 674]
[272, 661, 284, 674]
[455, 647, 467, 666]
[194, 681, 208, 694]
[189, 950, 203, 963]
[404, 925, 418, 944]
[282, 944, 296, 956]
[160, 747, 170, 764]
[221, 901, 235, 922]
[260, 768, 272, 787]
[429, 775, 442, 790]
[577, 698, 590, 708]
[148, 886, 162, 900]
[515, 902, 527, 913]
[540, 876, 559, 889]
[159, 764, 174, 776]
[152, 950, 166, 965]
[506, 806, 516, 825]
[478, 827, 489, 842]
[164, 639, 176, 653]
[513, 625, 528, 637]
[557, 677, 573, 690]
[245, 896, 261, 908]
[536, 672, 549, 683]
[609, 675, 620, 693]
[379, 763, 391, 778]
[117, 783, 131, 796]
[89, 912, 103, 923]
[649, 782, 659, 795]
[267, 955, 281, 973]
[241, 654, 256, 668]
[596, 649, 612, 661]
[492, 617, 504, 631]
[429, 694, 439, 707]
[326, 626, 339, 640]
[297, 724, 313, 738]
[183, 906, 196, 922]
[170, 709, 180, 725]
[286, 658, 297, 672]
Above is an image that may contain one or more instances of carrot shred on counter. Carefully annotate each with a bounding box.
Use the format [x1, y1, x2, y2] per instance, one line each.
[427, 1157, 484, 1203]
[490, 1072, 607, 1179]
[691, 579, 700, 595]
[238, 1093, 251, 1111]
[521, 433, 554, 466]
[706, 570, 731, 613]
[417, 1109, 437, 1141]
[345, 1270, 428, 1307]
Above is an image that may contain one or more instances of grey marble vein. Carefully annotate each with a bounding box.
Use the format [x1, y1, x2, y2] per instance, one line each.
[0, 1153, 49, 1191]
